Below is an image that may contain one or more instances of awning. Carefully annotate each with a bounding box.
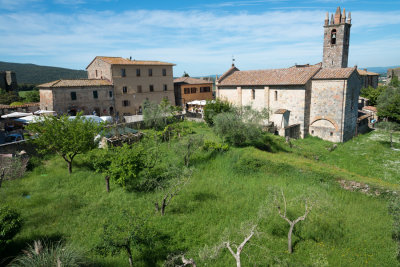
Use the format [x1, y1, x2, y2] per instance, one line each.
[14, 115, 44, 124]
[1, 112, 32, 118]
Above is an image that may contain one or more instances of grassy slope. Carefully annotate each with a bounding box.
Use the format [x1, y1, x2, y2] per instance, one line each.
[1, 122, 399, 266]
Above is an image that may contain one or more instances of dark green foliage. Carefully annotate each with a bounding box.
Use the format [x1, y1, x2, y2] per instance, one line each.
[9, 240, 86, 267]
[390, 75, 400, 87]
[0, 206, 22, 250]
[360, 85, 386, 106]
[106, 144, 147, 189]
[0, 88, 21, 105]
[377, 85, 400, 122]
[203, 99, 232, 126]
[17, 84, 37, 91]
[25, 113, 102, 173]
[160, 123, 194, 142]
[0, 61, 87, 84]
[388, 195, 400, 260]
[23, 90, 40, 103]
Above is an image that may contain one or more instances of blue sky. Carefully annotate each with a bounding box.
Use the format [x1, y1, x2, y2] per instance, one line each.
[1, 0, 400, 76]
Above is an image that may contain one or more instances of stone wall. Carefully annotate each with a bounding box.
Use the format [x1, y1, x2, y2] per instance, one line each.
[309, 79, 346, 142]
[40, 85, 114, 115]
[0, 71, 18, 92]
[322, 23, 351, 68]
[342, 72, 361, 142]
[387, 67, 400, 84]
[87, 59, 113, 81]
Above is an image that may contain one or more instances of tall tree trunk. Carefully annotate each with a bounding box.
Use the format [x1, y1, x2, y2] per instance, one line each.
[105, 176, 110, 192]
[390, 132, 393, 148]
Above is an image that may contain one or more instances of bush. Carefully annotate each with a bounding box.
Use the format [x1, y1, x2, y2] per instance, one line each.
[203, 99, 232, 126]
[202, 140, 229, 152]
[9, 240, 87, 267]
[0, 206, 22, 250]
[143, 98, 178, 130]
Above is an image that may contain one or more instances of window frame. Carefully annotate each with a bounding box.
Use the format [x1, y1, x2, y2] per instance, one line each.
[71, 92, 77, 101]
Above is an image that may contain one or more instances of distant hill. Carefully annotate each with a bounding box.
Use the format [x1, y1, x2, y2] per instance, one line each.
[361, 66, 400, 75]
[0, 61, 87, 85]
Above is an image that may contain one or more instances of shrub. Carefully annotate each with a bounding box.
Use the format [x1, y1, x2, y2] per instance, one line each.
[202, 140, 229, 152]
[0, 206, 22, 250]
[9, 240, 86, 267]
[203, 99, 232, 126]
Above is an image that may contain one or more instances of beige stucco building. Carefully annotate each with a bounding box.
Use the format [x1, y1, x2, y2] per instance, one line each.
[39, 56, 175, 116]
[216, 7, 362, 142]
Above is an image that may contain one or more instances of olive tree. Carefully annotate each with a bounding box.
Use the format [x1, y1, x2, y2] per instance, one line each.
[26, 114, 102, 174]
[0, 206, 22, 250]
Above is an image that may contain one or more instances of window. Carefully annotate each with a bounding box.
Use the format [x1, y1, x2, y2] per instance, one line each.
[95, 70, 98, 77]
[200, 86, 211, 93]
[311, 130, 314, 134]
[163, 84, 168, 91]
[148, 69, 152, 76]
[162, 68, 167, 76]
[71, 92, 77, 100]
[330, 132, 333, 136]
[331, 29, 337, 45]
[191, 87, 196, 93]
[93, 90, 98, 99]
[109, 91, 113, 98]
[137, 85, 142, 93]
[274, 91, 278, 101]
[123, 86, 128, 94]
[149, 85, 154, 92]
[184, 88, 190, 94]
[123, 100, 130, 107]
[251, 89, 255, 100]
[121, 68, 126, 77]
[136, 68, 140, 77]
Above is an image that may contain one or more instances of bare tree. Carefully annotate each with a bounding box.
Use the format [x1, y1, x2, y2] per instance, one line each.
[223, 225, 257, 267]
[155, 170, 191, 216]
[276, 190, 312, 254]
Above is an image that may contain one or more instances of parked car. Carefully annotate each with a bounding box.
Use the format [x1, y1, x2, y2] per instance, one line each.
[5, 133, 24, 143]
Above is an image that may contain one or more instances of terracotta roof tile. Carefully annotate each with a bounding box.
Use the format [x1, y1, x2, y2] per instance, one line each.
[96, 56, 175, 66]
[218, 66, 321, 86]
[274, 109, 288, 114]
[173, 77, 213, 85]
[0, 103, 39, 109]
[313, 67, 356, 79]
[362, 106, 377, 112]
[38, 79, 112, 88]
[357, 69, 380, 76]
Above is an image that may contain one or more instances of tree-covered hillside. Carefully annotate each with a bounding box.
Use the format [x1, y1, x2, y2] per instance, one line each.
[0, 61, 87, 85]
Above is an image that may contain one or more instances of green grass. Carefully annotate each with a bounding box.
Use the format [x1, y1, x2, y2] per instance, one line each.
[1, 122, 399, 266]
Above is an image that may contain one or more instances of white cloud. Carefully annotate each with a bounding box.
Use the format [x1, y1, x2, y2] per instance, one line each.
[0, 8, 399, 75]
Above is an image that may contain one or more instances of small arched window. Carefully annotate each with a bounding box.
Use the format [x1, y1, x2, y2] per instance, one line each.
[274, 91, 278, 101]
[251, 89, 255, 100]
[331, 29, 337, 45]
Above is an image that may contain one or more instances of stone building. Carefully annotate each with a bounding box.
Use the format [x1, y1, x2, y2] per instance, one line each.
[39, 79, 114, 115]
[0, 71, 18, 92]
[39, 57, 175, 116]
[173, 77, 213, 107]
[216, 7, 362, 142]
[357, 69, 379, 88]
[387, 67, 400, 84]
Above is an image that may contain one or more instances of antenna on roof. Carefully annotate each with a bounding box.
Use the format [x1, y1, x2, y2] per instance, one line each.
[232, 55, 235, 67]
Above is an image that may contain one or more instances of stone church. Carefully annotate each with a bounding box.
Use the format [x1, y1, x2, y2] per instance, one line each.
[216, 7, 362, 142]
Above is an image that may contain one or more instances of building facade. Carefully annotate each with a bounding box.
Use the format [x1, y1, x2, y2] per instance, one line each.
[216, 7, 362, 142]
[39, 57, 175, 116]
[173, 77, 213, 107]
[387, 67, 400, 84]
[357, 69, 379, 88]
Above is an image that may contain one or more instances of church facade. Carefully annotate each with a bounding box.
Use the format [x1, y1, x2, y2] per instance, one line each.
[216, 7, 361, 142]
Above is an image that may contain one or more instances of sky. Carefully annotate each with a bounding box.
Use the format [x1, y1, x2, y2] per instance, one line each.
[0, 0, 400, 76]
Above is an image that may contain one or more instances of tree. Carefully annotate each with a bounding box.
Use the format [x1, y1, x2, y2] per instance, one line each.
[275, 190, 312, 254]
[23, 90, 40, 103]
[376, 121, 400, 148]
[223, 225, 257, 267]
[0, 206, 22, 250]
[377, 85, 400, 122]
[154, 168, 192, 216]
[96, 211, 151, 267]
[203, 99, 232, 126]
[213, 106, 269, 146]
[182, 71, 190, 77]
[143, 98, 176, 130]
[25, 114, 102, 174]
[0, 89, 21, 105]
[360, 85, 386, 106]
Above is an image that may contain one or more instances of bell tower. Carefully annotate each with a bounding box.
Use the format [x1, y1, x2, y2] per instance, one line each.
[322, 7, 351, 68]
